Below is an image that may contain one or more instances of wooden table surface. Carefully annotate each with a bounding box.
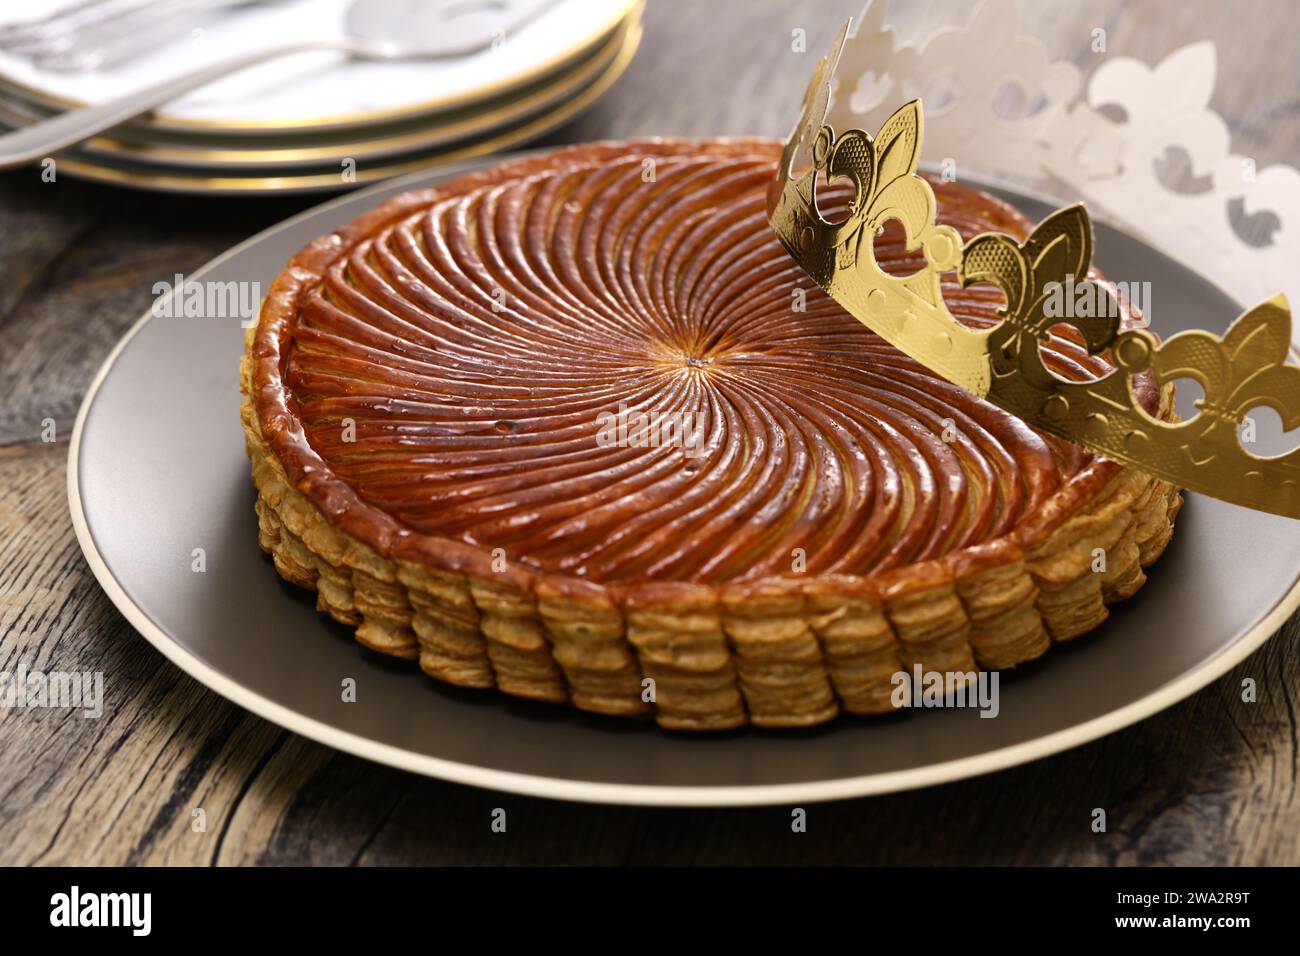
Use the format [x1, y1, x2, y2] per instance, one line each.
[2, 0, 1298, 866]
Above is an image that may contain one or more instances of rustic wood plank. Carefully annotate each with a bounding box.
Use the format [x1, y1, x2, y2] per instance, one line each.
[1, 0, 1298, 866]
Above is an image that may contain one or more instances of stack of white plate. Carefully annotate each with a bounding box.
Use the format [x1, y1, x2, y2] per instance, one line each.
[0, 0, 642, 194]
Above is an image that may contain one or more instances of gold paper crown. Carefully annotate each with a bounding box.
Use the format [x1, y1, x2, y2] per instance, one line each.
[767, 24, 1300, 519]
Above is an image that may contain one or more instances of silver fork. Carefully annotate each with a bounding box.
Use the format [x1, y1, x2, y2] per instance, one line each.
[0, 0, 153, 45]
[0, 0, 560, 169]
[1, 0, 269, 69]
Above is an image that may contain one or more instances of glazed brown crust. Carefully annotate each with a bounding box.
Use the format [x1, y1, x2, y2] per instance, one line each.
[243, 138, 1181, 728]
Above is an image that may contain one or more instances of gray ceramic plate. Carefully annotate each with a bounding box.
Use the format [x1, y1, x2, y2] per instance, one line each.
[68, 156, 1300, 806]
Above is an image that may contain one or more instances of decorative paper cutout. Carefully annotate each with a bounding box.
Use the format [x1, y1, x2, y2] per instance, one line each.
[825, 0, 1300, 349]
[768, 24, 1300, 518]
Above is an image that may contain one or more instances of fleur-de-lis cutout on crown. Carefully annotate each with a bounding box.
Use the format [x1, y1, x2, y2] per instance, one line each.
[768, 22, 1300, 518]
[1147, 296, 1300, 466]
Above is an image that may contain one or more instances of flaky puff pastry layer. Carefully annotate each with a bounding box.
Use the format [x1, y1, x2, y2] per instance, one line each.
[241, 344, 1179, 731]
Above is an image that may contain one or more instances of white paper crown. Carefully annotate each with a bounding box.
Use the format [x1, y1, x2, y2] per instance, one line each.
[831, 0, 1300, 349]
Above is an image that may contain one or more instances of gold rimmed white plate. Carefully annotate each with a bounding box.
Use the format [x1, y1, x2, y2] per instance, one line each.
[47, 17, 641, 195]
[0, 0, 640, 134]
[0, 11, 637, 170]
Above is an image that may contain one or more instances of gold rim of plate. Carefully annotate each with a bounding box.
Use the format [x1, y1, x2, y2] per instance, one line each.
[50, 17, 642, 195]
[0, 12, 636, 168]
[0, 0, 640, 134]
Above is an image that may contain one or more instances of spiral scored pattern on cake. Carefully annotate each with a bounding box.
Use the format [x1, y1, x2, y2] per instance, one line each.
[243, 139, 1181, 729]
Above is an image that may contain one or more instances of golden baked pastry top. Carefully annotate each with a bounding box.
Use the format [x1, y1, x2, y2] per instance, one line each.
[241, 139, 1180, 728]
